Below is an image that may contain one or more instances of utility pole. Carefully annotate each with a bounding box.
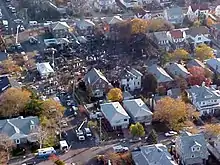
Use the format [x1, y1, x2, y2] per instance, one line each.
[99, 117, 102, 142]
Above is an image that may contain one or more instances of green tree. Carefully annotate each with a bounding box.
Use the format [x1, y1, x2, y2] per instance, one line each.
[195, 44, 214, 61]
[129, 122, 145, 137]
[147, 129, 158, 144]
[87, 120, 97, 128]
[24, 99, 43, 116]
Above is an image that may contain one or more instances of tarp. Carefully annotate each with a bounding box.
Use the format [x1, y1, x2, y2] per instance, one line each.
[36, 62, 54, 76]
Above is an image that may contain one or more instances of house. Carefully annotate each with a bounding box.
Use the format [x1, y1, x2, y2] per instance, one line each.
[50, 22, 70, 38]
[185, 26, 210, 48]
[187, 4, 209, 21]
[0, 75, 21, 94]
[153, 31, 170, 51]
[165, 62, 191, 79]
[154, 0, 172, 7]
[100, 102, 130, 129]
[132, 143, 178, 165]
[76, 19, 95, 34]
[210, 23, 220, 41]
[0, 116, 39, 145]
[175, 131, 209, 165]
[206, 58, 220, 74]
[164, 7, 184, 25]
[147, 64, 174, 87]
[123, 91, 134, 100]
[186, 85, 220, 116]
[94, 0, 117, 11]
[36, 62, 54, 77]
[167, 88, 181, 99]
[84, 68, 111, 97]
[167, 30, 186, 48]
[186, 59, 205, 69]
[123, 99, 153, 125]
[214, 135, 220, 153]
[0, 51, 8, 62]
[119, 68, 143, 92]
[102, 15, 123, 25]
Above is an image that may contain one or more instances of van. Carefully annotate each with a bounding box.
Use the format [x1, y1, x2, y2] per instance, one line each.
[84, 128, 92, 137]
[29, 21, 38, 26]
[37, 147, 56, 157]
[59, 140, 69, 151]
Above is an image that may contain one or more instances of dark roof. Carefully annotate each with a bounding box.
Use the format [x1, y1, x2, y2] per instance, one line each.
[0, 52, 8, 62]
[0, 76, 11, 93]
[185, 26, 209, 37]
[170, 30, 183, 39]
[191, 4, 209, 12]
[0, 76, 21, 94]
[213, 23, 220, 30]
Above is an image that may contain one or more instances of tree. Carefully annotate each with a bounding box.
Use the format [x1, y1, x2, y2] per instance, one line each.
[148, 18, 173, 32]
[168, 49, 189, 61]
[0, 134, 15, 162]
[176, 77, 188, 90]
[129, 122, 145, 137]
[154, 97, 199, 131]
[192, 20, 200, 27]
[107, 88, 123, 102]
[0, 59, 21, 74]
[188, 66, 212, 86]
[41, 98, 65, 119]
[130, 18, 148, 34]
[204, 124, 220, 138]
[24, 99, 43, 116]
[142, 74, 157, 94]
[147, 129, 158, 144]
[0, 88, 31, 117]
[206, 18, 215, 27]
[87, 120, 97, 128]
[0, 35, 6, 51]
[195, 44, 214, 61]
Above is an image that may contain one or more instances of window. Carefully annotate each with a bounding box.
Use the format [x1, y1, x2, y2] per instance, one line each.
[191, 154, 195, 158]
[102, 84, 105, 88]
[196, 147, 200, 151]
[138, 82, 140, 85]
[191, 147, 195, 152]
[15, 139, 20, 144]
[198, 37, 201, 40]
[124, 119, 128, 121]
[127, 78, 129, 82]
[30, 125, 35, 130]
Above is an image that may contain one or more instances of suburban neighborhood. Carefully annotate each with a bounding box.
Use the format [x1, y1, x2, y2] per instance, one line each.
[2, 0, 220, 164]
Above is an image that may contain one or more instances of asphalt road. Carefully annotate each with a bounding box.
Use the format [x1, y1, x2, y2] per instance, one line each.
[0, 0, 16, 34]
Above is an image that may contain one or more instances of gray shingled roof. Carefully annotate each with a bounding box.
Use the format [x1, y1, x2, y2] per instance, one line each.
[185, 26, 209, 37]
[84, 68, 109, 85]
[186, 85, 220, 102]
[120, 68, 143, 79]
[132, 143, 177, 165]
[176, 131, 209, 160]
[123, 99, 152, 118]
[148, 64, 173, 83]
[154, 31, 169, 41]
[0, 116, 39, 140]
[186, 59, 205, 68]
[165, 7, 183, 16]
[165, 62, 191, 78]
[100, 102, 130, 126]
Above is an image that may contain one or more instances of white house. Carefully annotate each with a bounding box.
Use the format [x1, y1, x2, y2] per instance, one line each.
[185, 26, 210, 48]
[120, 68, 143, 92]
[123, 99, 153, 125]
[100, 102, 130, 129]
[36, 62, 54, 77]
[187, 4, 209, 21]
[76, 19, 95, 31]
[186, 85, 220, 116]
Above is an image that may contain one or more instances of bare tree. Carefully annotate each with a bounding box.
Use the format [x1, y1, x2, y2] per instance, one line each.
[28, 126, 48, 149]
[0, 134, 15, 162]
[70, 0, 90, 16]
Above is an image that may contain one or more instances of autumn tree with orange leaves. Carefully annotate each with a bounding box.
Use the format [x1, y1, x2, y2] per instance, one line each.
[154, 97, 199, 131]
[188, 66, 212, 86]
[0, 59, 21, 74]
[0, 88, 31, 117]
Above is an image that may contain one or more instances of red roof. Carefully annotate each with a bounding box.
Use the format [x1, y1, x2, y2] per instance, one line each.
[191, 4, 209, 12]
[170, 30, 183, 39]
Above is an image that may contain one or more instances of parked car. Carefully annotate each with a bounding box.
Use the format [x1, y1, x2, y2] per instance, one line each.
[165, 131, 178, 137]
[84, 128, 92, 137]
[29, 36, 38, 44]
[113, 145, 129, 153]
[14, 19, 23, 24]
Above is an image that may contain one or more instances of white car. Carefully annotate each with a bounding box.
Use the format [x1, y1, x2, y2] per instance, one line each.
[165, 131, 178, 137]
[113, 145, 129, 153]
[19, 25, 25, 31]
